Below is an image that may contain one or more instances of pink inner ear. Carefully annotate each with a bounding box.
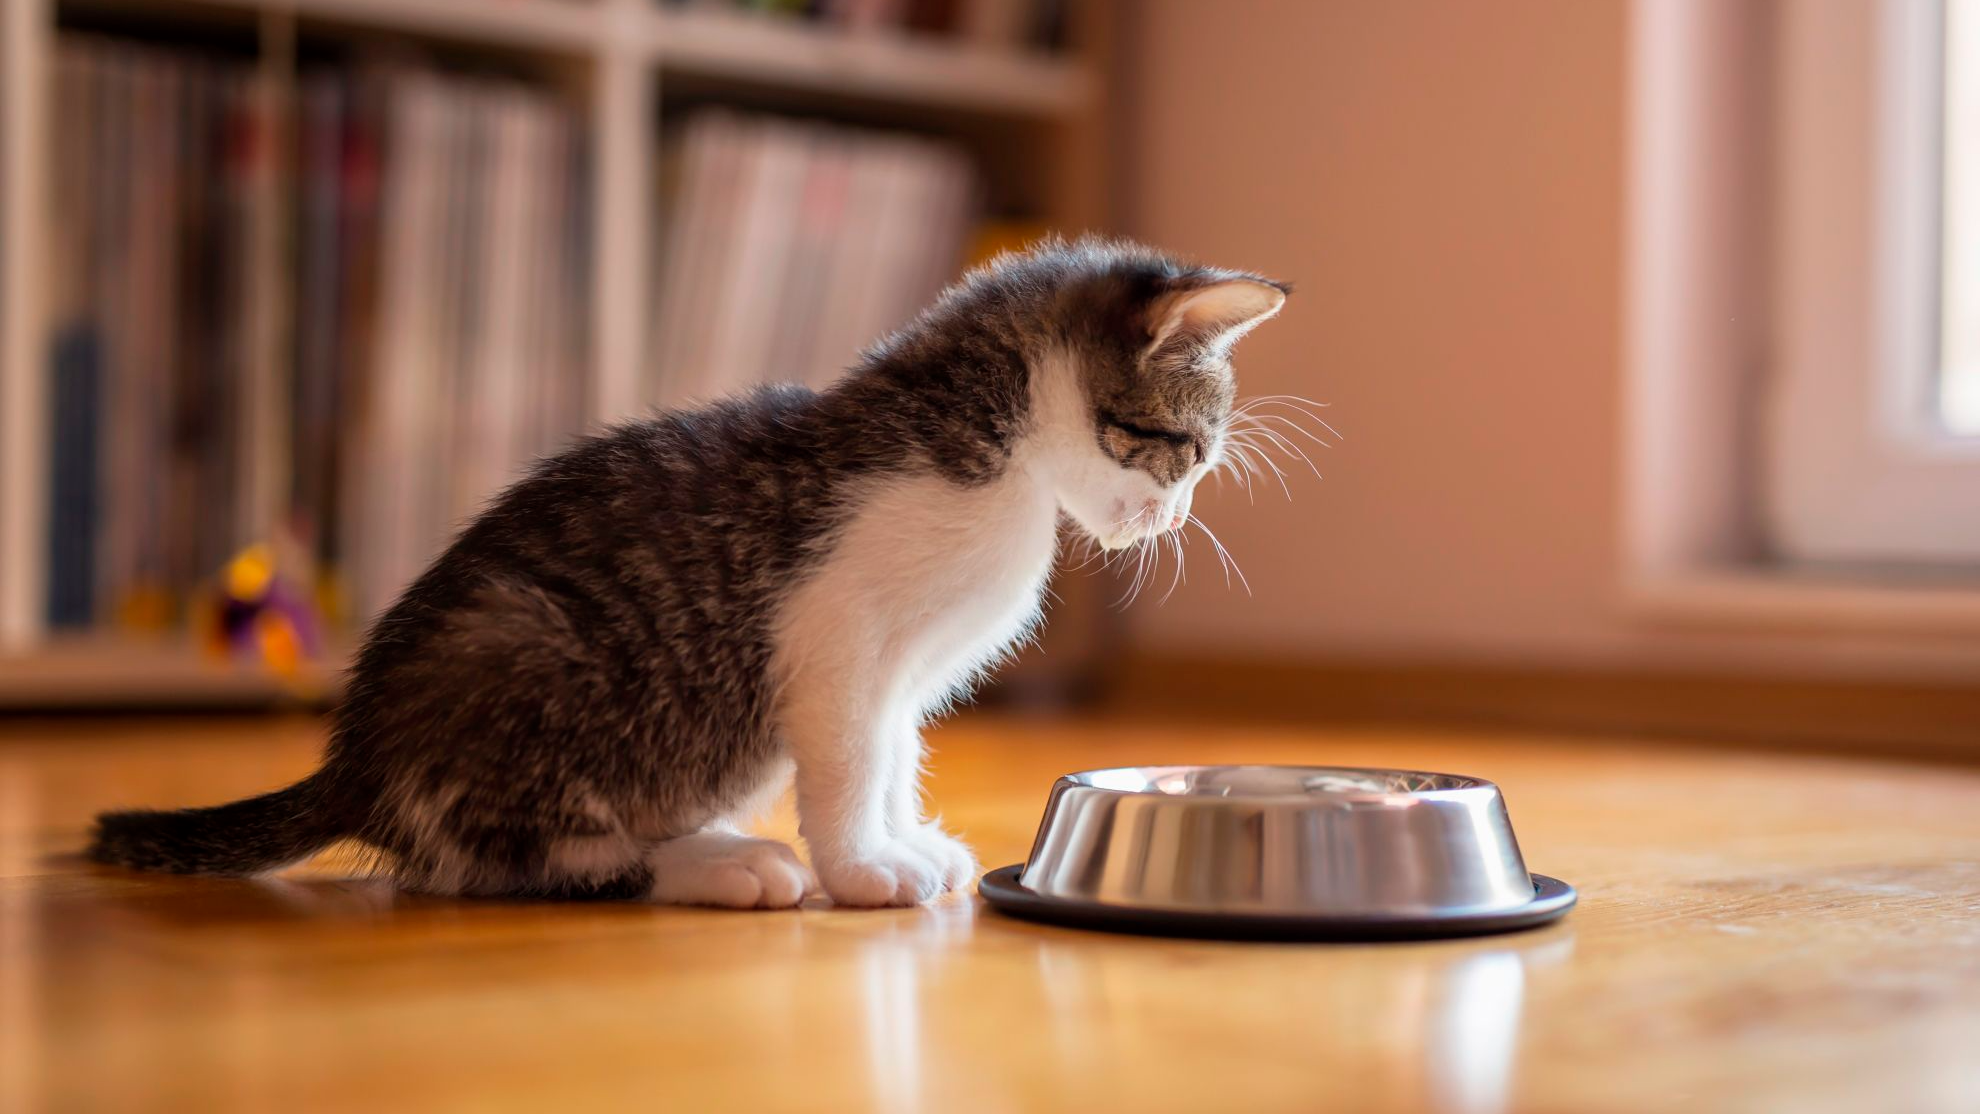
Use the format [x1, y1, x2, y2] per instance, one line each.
[1151, 280, 1286, 351]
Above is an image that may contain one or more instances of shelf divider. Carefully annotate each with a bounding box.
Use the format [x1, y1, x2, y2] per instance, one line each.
[1, 0, 53, 650]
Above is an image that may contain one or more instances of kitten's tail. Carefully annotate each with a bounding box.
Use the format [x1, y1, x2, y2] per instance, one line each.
[88, 770, 351, 876]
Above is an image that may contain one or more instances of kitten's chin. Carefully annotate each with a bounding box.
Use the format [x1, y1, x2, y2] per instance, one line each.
[1059, 508, 1133, 551]
[1073, 520, 1143, 552]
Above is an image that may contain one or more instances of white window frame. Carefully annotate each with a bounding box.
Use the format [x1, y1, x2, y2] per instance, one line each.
[1624, 0, 1980, 639]
[1767, 0, 1980, 565]
[1942, 0, 1980, 433]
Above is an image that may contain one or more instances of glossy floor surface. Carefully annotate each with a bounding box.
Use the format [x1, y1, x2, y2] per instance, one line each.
[3, 715, 1978, 1113]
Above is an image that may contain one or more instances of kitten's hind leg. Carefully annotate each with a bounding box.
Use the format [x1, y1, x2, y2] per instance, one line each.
[645, 827, 813, 909]
[533, 862, 656, 902]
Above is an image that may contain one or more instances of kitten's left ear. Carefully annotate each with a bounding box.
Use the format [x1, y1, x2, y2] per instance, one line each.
[1147, 277, 1288, 356]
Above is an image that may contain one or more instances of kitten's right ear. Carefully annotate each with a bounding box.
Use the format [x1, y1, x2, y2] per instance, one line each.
[1145, 277, 1288, 357]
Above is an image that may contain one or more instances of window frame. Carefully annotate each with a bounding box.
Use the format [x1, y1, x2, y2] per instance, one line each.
[1765, 0, 1980, 565]
[1622, 0, 1980, 642]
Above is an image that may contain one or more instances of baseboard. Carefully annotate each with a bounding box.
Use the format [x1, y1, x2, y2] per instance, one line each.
[1100, 654, 1980, 762]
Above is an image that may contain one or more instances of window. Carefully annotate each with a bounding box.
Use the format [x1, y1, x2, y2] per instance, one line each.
[1625, 0, 1980, 639]
[1766, 0, 1980, 566]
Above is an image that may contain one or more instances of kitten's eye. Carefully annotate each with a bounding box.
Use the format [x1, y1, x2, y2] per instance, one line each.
[1109, 419, 1190, 445]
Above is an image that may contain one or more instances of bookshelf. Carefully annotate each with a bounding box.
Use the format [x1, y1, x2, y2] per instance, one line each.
[0, 0, 1111, 707]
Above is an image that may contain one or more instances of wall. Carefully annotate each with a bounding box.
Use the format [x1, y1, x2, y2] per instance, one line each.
[1113, 0, 1980, 681]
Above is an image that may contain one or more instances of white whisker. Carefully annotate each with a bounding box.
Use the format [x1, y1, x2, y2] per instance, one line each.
[1226, 433, 1293, 497]
[1126, 538, 1154, 608]
[1237, 396, 1343, 441]
[1186, 514, 1251, 596]
[1158, 529, 1187, 604]
[1217, 446, 1262, 501]
[1234, 420, 1321, 480]
[1245, 411, 1335, 449]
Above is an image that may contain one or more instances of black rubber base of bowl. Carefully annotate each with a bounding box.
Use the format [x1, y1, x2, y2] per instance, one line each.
[977, 864, 1577, 942]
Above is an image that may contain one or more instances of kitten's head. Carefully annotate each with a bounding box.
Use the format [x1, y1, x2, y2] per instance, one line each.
[1011, 241, 1289, 550]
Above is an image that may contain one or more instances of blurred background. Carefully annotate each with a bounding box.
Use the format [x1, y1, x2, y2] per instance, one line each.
[0, 0, 1975, 755]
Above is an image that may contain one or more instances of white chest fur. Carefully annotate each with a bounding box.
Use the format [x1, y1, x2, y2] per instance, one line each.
[775, 465, 1060, 718]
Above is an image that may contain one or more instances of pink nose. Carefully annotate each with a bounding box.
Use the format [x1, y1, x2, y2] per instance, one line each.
[1166, 512, 1186, 532]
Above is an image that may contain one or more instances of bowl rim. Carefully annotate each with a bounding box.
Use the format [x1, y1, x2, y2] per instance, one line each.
[980, 864, 1576, 941]
[1054, 764, 1503, 803]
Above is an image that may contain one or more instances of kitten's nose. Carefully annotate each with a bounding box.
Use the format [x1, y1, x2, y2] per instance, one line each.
[1166, 511, 1186, 532]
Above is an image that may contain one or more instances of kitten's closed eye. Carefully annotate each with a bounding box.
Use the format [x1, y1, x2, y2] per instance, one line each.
[1100, 419, 1203, 470]
[1108, 418, 1191, 445]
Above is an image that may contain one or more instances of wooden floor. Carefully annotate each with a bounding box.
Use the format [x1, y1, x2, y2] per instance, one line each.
[3, 714, 1979, 1113]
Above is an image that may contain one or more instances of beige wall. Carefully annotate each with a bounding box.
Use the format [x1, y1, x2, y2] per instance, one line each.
[1114, 0, 1976, 680]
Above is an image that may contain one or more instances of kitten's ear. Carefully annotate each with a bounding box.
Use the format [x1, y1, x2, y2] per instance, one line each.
[1146, 278, 1288, 355]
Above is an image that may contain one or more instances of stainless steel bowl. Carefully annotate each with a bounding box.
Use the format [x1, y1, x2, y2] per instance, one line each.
[979, 765, 1575, 940]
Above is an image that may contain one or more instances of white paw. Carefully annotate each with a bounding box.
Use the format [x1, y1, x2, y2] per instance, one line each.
[899, 822, 979, 893]
[647, 831, 814, 909]
[813, 839, 959, 907]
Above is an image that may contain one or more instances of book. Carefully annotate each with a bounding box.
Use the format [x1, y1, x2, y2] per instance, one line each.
[652, 111, 980, 401]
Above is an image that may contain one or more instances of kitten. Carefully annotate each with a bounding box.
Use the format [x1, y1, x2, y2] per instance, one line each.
[88, 238, 1290, 908]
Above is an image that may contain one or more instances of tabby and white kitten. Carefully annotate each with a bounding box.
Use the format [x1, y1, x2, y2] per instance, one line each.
[89, 239, 1290, 908]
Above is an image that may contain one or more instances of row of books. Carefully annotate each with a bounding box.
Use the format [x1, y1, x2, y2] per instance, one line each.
[334, 69, 591, 623]
[651, 110, 979, 400]
[663, 0, 1074, 53]
[45, 38, 591, 631]
[47, 39, 265, 630]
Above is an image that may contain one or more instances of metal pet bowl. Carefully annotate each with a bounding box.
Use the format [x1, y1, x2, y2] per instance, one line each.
[978, 765, 1575, 940]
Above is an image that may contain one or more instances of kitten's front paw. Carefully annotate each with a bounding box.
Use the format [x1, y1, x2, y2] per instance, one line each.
[815, 841, 958, 908]
[900, 822, 978, 893]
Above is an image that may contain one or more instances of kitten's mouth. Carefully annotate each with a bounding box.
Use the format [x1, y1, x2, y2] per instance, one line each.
[1098, 503, 1186, 549]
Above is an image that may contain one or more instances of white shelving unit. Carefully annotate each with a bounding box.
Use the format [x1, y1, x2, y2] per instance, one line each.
[0, 0, 1108, 706]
